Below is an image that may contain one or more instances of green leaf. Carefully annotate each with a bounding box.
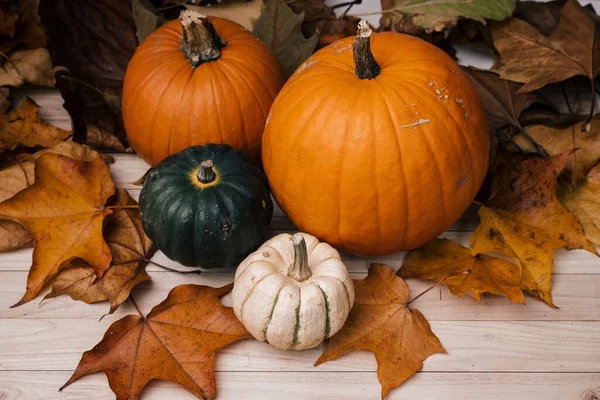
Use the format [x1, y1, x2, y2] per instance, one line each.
[132, 0, 166, 44]
[382, 0, 516, 23]
[252, 0, 318, 77]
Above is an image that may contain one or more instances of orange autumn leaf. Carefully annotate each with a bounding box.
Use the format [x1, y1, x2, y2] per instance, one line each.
[0, 97, 71, 152]
[61, 284, 251, 400]
[45, 190, 156, 313]
[315, 263, 446, 399]
[400, 238, 525, 304]
[470, 151, 598, 307]
[0, 153, 115, 306]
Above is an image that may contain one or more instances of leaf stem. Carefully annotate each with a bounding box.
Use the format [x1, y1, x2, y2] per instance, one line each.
[106, 205, 140, 210]
[129, 294, 144, 318]
[406, 269, 472, 306]
[147, 259, 201, 274]
[583, 78, 596, 133]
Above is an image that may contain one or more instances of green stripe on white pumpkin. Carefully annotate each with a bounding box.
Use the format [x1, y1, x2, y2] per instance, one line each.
[232, 232, 355, 351]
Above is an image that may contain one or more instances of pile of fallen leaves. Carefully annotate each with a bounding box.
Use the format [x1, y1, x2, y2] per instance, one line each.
[2, 1, 600, 399]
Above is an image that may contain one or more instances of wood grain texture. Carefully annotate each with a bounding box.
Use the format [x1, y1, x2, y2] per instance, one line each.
[1, 371, 599, 400]
[1, 319, 599, 372]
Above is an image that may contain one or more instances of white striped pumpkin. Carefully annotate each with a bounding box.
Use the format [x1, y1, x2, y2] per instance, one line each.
[232, 232, 355, 350]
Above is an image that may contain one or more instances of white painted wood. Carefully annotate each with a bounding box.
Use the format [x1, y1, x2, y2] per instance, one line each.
[1, 319, 599, 372]
[1, 371, 599, 400]
[1, 272, 599, 322]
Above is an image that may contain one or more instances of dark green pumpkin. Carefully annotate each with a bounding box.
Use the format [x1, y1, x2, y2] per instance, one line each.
[139, 144, 273, 269]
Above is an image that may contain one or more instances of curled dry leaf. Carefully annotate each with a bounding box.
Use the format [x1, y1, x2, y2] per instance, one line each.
[62, 284, 251, 400]
[0, 48, 53, 87]
[463, 67, 551, 155]
[0, 97, 71, 152]
[490, 0, 600, 94]
[513, 0, 563, 36]
[39, 0, 137, 151]
[253, 0, 319, 77]
[0, 0, 46, 54]
[400, 238, 525, 304]
[315, 263, 446, 399]
[470, 151, 598, 306]
[187, 0, 262, 31]
[513, 116, 600, 186]
[0, 153, 115, 306]
[46, 190, 156, 313]
[559, 164, 600, 245]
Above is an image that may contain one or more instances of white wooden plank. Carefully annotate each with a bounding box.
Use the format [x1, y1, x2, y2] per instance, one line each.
[1, 319, 598, 372]
[1, 272, 598, 321]
[1, 371, 599, 400]
[1, 233, 598, 274]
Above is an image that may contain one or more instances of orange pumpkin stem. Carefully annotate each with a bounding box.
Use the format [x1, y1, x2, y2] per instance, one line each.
[197, 160, 217, 184]
[353, 20, 380, 80]
[180, 10, 226, 67]
[288, 234, 312, 282]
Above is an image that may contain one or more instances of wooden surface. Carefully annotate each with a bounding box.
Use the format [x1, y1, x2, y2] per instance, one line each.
[0, 88, 599, 400]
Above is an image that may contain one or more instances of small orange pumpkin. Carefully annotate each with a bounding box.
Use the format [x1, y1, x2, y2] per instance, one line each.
[123, 11, 285, 166]
[262, 21, 489, 256]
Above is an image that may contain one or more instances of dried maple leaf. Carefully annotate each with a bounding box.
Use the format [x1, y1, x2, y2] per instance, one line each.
[253, 0, 319, 77]
[46, 190, 156, 313]
[0, 97, 71, 152]
[513, 116, 600, 185]
[470, 151, 598, 306]
[0, 142, 106, 254]
[61, 284, 251, 400]
[0, 153, 115, 306]
[315, 263, 446, 399]
[513, 0, 563, 36]
[400, 238, 525, 303]
[490, 0, 600, 96]
[0, 0, 46, 54]
[559, 164, 600, 245]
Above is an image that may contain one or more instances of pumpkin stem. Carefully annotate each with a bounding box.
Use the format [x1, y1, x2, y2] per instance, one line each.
[353, 20, 380, 80]
[180, 10, 226, 67]
[288, 233, 312, 282]
[197, 160, 217, 184]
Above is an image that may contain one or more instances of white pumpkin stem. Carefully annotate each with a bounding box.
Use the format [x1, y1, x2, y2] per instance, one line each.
[180, 10, 226, 67]
[197, 160, 216, 184]
[353, 20, 380, 80]
[288, 233, 312, 282]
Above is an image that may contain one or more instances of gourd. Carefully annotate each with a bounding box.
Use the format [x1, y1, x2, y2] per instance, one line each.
[262, 21, 489, 256]
[139, 144, 273, 269]
[232, 232, 354, 351]
[122, 11, 285, 167]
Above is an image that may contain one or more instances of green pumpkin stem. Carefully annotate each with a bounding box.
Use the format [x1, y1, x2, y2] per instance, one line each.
[353, 20, 380, 80]
[197, 160, 217, 184]
[288, 233, 312, 282]
[180, 10, 226, 68]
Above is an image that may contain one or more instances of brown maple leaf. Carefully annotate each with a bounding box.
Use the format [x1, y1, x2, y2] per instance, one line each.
[45, 190, 156, 313]
[0, 153, 115, 306]
[0, 97, 71, 152]
[470, 151, 598, 306]
[315, 263, 446, 399]
[490, 0, 600, 123]
[400, 238, 525, 304]
[61, 284, 251, 400]
[513, 116, 600, 185]
[559, 163, 600, 245]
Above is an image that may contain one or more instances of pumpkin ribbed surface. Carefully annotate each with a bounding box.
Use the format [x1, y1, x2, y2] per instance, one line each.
[123, 16, 285, 167]
[139, 144, 273, 268]
[262, 32, 489, 256]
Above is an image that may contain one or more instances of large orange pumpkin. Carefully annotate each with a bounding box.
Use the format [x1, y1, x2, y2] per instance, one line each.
[122, 11, 285, 166]
[262, 22, 489, 256]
